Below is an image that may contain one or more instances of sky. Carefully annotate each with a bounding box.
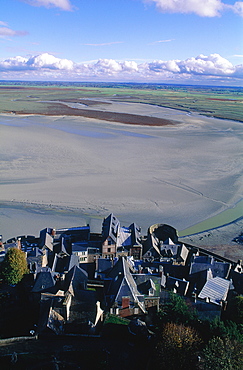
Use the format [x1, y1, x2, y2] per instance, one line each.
[0, 0, 242, 85]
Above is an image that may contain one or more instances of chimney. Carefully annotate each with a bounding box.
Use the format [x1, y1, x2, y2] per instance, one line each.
[17, 237, 22, 250]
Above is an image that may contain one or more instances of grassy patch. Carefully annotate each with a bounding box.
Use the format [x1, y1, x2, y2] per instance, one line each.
[104, 313, 130, 326]
[0, 82, 242, 122]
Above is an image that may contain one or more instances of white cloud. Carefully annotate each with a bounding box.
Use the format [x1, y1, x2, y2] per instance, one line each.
[0, 21, 28, 38]
[83, 42, 124, 47]
[0, 52, 242, 85]
[149, 39, 174, 44]
[27, 53, 74, 69]
[232, 1, 243, 16]
[21, 0, 73, 11]
[0, 53, 73, 71]
[144, 0, 243, 17]
[0, 27, 28, 38]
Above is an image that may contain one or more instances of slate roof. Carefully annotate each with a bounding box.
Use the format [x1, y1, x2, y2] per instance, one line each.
[63, 265, 88, 295]
[165, 276, 189, 296]
[38, 297, 64, 335]
[32, 271, 57, 293]
[102, 213, 120, 243]
[187, 268, 214, 296]
[136, 278, 157, 295]
[189, 256, 231, 279]
[117, 226, 132, 247]
[55, 226, 90, 243]
[51, 253, 79, 273]
[96, 258, 113, 273]
[198, 276, 230, 305]
[106, 257, 146, 313]
[130, 223, 142, 246]
[39, 229, 54, 251]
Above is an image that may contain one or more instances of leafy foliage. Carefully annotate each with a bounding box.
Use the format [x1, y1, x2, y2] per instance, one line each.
[1, 248, 29, 285]
[154, 322, 201, 370]
[156, 292, 198, 327]
[202, 336, 243, 370]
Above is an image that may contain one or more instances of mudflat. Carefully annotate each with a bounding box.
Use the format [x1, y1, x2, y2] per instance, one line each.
[0, 100, 242, 260]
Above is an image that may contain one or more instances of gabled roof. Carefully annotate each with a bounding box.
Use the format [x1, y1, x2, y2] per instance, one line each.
[56, 226, 90, 243]
[102, 213, 120, 243]
[143, 233, 161, 257]
[189, 256, 231, 279]
[178, 244, 189, 263]
[64, 265, 88, 296]
[166, 276, 189, 296]
[32, 271, 56, 293]
[38, 297, 64, 335]
[117, 226, 132, 247]
[96, 257, 113, 273]
[51, 253, 79, 274]
[188, 268, 213, 296]
[39, 228, 54, 251]
[136, 278, 157, 295]
[130, 223, 142, 246]
[198, 276, 230, 305]
[106, 257, 146, 313]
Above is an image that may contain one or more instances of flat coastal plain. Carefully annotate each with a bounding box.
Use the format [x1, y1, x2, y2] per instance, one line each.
[0, 97, 243, 259]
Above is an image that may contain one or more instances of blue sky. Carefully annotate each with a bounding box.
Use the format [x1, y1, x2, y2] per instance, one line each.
[0, 0, 242, 85]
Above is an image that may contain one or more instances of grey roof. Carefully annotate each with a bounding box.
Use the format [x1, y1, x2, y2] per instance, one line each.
[106, 257, 146, 313]
[189, 256, 231, 279]
[136, 278, 157, 295]
[55, 226, 90, 243]
[102, 213, 120, 243]
[198, 276, 230, 305]
[64, 265, 88, 296]
[39, 229, 54, 251]
[165, 276, 189, 296]
[188, 268, 213, 296]
[32, 271, 56, 293]
[160, 243, 178, 258]
[51, 253, 79, 273]
[72, 242, 89, 252]
[143, 233, 161, 257]
[117, 226, 132, 247]
[96, 258, 113, 273]
[178, 244, 189, 263]
[38, 297, 64, 335]
[130, 223, 142, 246]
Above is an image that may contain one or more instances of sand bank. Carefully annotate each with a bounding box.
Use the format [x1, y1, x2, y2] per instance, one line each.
[0, 102, 242, 246]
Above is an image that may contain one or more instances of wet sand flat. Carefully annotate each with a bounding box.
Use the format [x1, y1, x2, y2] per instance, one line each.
[0, 101, 242, 244]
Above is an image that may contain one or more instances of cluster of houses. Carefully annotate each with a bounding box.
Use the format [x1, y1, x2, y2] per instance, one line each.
[1, 213, 243, 336]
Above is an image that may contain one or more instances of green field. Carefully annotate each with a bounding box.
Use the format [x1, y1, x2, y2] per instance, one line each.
[0, 81, 242, 122]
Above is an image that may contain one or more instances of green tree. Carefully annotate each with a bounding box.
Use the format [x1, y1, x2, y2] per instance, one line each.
[1, 248, 29, 285]
[233, 295, 243, 324]
[202, 336, 243, 370]
[156, 292, 198, 327]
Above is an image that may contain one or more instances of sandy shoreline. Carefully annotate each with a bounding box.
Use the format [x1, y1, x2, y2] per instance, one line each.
[0, 101, 242, 255]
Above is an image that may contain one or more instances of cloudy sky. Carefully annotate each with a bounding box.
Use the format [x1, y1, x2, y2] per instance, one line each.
[0, 0, 242, 85]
